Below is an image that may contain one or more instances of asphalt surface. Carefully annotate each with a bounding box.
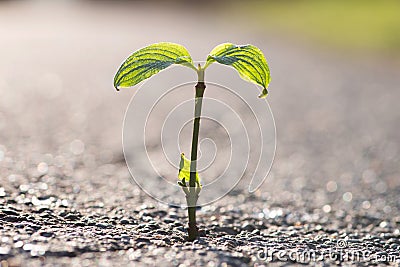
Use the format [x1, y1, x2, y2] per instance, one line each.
[0, 2, 399, 266]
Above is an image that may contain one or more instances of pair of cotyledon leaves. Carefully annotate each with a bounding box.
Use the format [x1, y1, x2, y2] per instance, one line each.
[114, 42, 271, 185]
[114, 42, 271, 98]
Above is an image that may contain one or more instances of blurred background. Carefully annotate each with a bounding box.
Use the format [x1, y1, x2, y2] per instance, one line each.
[1, 0, 399, 231]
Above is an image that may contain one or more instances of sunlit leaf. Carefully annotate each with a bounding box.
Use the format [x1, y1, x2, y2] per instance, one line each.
[114, 42, 195, 90]
[178, 153, 201, 186]
[205, 43, 271, 98]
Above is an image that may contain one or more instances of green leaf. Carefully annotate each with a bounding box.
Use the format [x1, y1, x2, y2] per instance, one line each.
[205, 43, 271, 98]
[178, 153, 201, 186]
[114, 42, 196, 90]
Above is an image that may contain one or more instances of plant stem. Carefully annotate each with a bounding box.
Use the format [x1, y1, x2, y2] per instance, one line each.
[187, 66, 205, 241]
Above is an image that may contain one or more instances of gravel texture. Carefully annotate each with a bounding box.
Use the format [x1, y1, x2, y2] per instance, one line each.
[1, 1, 400, 266]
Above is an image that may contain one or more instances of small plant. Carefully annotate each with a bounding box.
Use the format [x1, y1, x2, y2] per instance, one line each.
[114, 42, 271, 241]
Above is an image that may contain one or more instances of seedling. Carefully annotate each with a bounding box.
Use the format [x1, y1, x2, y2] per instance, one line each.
[114, 42, 271, 241]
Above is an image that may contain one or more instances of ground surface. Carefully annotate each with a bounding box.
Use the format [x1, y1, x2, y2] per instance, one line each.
[0, 1, 400, 266]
